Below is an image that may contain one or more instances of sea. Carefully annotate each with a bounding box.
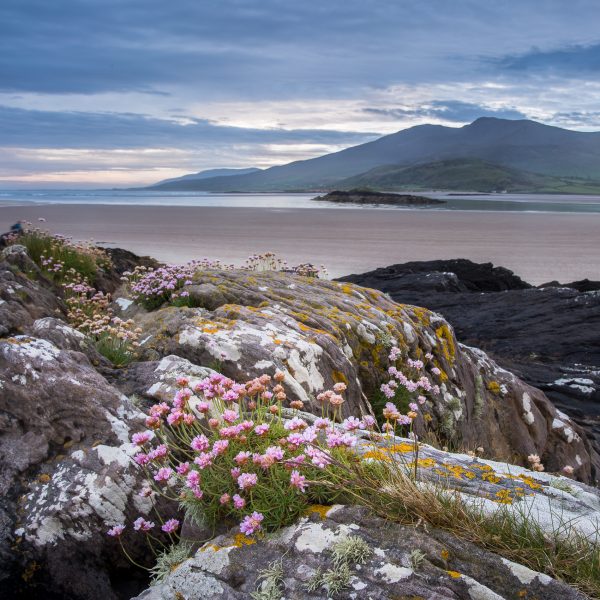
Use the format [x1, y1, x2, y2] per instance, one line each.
[2, 189, 600, 213]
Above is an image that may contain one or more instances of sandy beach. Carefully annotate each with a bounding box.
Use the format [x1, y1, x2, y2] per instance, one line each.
[1, 203, 599, 284]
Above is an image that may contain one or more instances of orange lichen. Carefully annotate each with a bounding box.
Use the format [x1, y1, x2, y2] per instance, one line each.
[486, 381, 501, 394]
[442, 464, 476, 480]
[494, 489, 514, 504]
[446, 570, 461, 579]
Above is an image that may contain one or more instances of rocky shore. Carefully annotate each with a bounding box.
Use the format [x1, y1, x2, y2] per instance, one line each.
[1, 242, 599, 599]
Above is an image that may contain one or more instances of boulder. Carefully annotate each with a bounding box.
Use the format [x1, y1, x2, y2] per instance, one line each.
[133, 504, 588, 600]
[0, 247, 65, 336]
[131, 270, 597, 483]
[338, 259, 600, 471]
[0, 335, 152, 599]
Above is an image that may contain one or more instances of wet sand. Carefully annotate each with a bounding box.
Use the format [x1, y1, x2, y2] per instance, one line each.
[1, 203, 599, 284]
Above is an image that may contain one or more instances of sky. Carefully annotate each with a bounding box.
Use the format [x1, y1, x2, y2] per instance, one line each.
[2, 0, 600, 188]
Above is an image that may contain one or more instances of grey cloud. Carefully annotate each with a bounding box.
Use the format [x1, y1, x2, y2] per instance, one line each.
[0, 105, 379, 149]
[364, 101, 527, 123]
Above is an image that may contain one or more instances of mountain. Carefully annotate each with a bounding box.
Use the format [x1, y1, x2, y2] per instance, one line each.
[150, 167, 261, 188]
[337, 158, 600, 193]
[144, 118, 600, 192]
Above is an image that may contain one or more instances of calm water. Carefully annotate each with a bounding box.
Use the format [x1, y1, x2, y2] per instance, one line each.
[2, 189, 600, 213]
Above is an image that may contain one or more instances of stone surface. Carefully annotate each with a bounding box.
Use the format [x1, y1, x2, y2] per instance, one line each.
[131, 269, 597, 483]
[0, 247, 65, 337]
[339, 259, 600, 478]
[0, 335, 151, 599]
[133, 504, 587, 600]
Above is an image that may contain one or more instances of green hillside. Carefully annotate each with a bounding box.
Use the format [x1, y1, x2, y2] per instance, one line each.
[337, 158, 600, 193]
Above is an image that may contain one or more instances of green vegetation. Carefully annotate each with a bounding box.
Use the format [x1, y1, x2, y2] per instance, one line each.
[338, 459, 600, 598]
[18, 228, 109, 284]
[337, 158, 600, 194]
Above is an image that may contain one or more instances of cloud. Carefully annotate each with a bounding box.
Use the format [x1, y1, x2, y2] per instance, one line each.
[497, 42, 600, 75]
[0, 105, 378, 149]
[363, 101, 527, 123]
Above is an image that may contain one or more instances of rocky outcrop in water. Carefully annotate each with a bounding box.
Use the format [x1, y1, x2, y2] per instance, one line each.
[313, 189, 445, 205]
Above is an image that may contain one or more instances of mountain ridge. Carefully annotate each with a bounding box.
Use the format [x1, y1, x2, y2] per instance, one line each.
[144, 117, 600, 192]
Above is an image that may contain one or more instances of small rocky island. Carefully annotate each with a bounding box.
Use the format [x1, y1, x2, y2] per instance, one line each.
[313, 189, 445, 206]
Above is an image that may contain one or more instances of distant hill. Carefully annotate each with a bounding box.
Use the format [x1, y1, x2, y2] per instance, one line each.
[142, 118, 600, 192]
[150, 167, 261, 189]
[337, 158, 600, 193]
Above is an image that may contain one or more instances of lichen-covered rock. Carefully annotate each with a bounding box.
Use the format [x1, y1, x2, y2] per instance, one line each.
[132, 270, 597, 483]
[0, 335, 151, 599]
[133, 505, 586, 600]
[0, 247, 65, 336]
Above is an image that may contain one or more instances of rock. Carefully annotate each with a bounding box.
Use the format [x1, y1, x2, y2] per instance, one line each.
[186, 283, 228, 310]
[0, 335, 152, 599]
[313, 189, 446, 206]
[130, 270, 597, 483]
[339, 259, 600, 476]
[0, 250, 65, 337]
[132, 504, 587, 600]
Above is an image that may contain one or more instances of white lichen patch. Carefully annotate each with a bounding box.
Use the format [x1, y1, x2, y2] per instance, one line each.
[195, 544, 233, 575]
[115, 297, 133, 311]
[521, 392, 535, 425]
[500, 558, 553, 586]
[373, 563, 413, 583]
[461, 574, 505, 600]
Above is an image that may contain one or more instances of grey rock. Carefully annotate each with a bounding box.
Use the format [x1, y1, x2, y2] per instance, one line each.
[132, 505, 586, 600]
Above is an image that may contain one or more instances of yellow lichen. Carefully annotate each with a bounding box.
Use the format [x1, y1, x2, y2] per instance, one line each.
[481, 471, 502, 484]
[446, 570, 461, 579]
[442, 464, 476, 480]
[37, 473, 51, 484]
[441, 549, 450, 560]
[494, 489, 514, 504]
[305, 504, 332, 520]
[486, 381, 501, 394]
[435, 324, 456, 363]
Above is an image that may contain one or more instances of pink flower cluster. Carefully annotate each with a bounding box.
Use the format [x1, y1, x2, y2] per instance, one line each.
[116, 370, 380, 541]
[379, 347, 441, 429]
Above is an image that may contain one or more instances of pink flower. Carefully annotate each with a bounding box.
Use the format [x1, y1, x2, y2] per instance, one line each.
[208, 418, 219, 428]
[239, 511, 264, 536]
[176, 462, 190, 475]
[333, 382, 347, 392]
[284, 417, 308, 431]
[220, 493, 231, 505]
[194, 452, 213, 469]
[235, 451, 252, 465]
[361, 415, 376, 429]
[254, 424, 269, 436]
[342, 417, 361, 431]
[431, 367, 441, 376]
[186, 470, 201, 488]
[314, 417, 330, 430]
[231, 467, 241, 479]
[149, 444, 168, 460]
[161, 519, 180, 533]
[134, 452, 150, 466]
[176, 376, 189, 387]
[107, 524, 125, 537]
[197, 401, 210, 413]
[233, 494, 246, 509]
[290, 470, 307, 492]
[237, 472, 258, 490]
[132, 430, 153, 446]
[212, 439, 229, 455]
[409, 403, 419, 411]
[417, 395, 426, 405]
[133, 517, 155, 531]
[154, 467, 173, 482]
[222, 409, 238, 424]
[191, 434, 210, 452]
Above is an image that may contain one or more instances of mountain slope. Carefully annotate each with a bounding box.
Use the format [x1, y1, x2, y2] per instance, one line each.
[145, 118, 600, 192]
[151, 167, 261, 188]
[338, 158, 600, 193]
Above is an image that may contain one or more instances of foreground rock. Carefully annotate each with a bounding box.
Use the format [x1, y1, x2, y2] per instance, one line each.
[339, 259, 600, 475]
[0, 331, 152, 599]
[133, 504, 587, 600]
[123, 269, 598, 482]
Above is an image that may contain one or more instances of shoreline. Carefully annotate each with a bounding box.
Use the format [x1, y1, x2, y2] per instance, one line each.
[1, 203, 599, 284]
